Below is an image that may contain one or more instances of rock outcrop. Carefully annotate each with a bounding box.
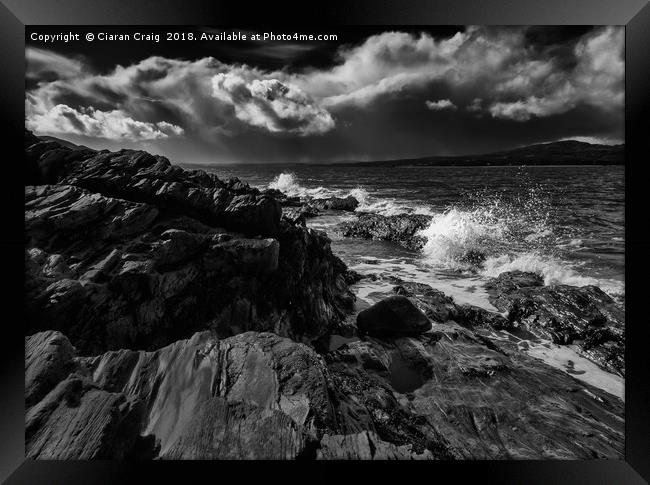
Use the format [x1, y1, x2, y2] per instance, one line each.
[310, 196, 359, 212]
[25, 133, 354, 353]
[26, 134, 281, 237]
[357, 296, 432, 336]
[485, 271, 625, 375]
[340, 213, 431, 250]
[392, 281, 511, 330]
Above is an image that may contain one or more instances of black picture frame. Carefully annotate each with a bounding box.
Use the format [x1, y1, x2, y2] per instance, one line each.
[1, 1, 649, 483]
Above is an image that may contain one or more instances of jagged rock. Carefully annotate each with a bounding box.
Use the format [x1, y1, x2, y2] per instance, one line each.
[25, 134, 354, 353]
[340, 213, 431, 250]
[486, 271, 625, 375]
[281, 204, 320, 226]
[485, 270, 544, 298]
[311, 196, 359, 211]
[357, 296, 432, 337]
[25, 135, 281, 237]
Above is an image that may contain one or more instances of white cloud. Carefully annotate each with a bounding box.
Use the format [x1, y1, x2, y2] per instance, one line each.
[486, 27, 624, 121]
[425, 99, 457, 111]
[289, 26, 623, 120]
[25, 53, 335, 138]
[26, 103, 184, 141]
[211, 73, 334, 135]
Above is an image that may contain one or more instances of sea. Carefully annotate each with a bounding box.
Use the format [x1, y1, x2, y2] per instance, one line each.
[184, 163, 625, 399]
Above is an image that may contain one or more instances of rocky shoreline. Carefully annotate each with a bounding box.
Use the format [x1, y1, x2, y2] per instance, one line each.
[24, 131, 624, 460]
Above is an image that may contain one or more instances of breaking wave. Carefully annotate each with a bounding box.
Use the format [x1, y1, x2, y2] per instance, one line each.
[481, 253, 624, 296]
[267, 172, 623, 298]
[268, 172, 432, 215]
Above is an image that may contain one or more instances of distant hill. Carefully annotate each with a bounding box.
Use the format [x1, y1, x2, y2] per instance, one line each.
[332, 140, 624, 167]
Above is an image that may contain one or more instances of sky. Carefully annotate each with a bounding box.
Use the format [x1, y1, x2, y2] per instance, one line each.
[25, 26, 624, 164]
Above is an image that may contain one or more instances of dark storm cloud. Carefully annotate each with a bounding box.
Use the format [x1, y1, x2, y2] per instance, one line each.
[25, 26, 624, 162]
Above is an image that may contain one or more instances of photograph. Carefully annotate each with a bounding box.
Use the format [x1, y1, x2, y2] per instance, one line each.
[22, 24, 629, 461]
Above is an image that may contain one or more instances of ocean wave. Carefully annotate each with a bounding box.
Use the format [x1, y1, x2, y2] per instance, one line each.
[268, 172, 333, 199]
[417, 208, 507, 269]
[480, 253, 624, 296]
[414, 205, 623, 297]
[268, 172, 433, 216]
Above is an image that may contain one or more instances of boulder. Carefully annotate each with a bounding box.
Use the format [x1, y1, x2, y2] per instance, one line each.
[357, 295, 432, 336]
[281, 204, 320, 226]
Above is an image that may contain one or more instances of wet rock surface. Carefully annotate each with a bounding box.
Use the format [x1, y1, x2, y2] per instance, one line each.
[26, 315, 624, 460]
[324, 326, 623, 459]
[393, 281, 511, 330]
[485, 271, 625, 375]
[340, 213, 431, 250]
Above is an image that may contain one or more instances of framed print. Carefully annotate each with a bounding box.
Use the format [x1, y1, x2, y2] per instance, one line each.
[1, 0, 649, 483]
